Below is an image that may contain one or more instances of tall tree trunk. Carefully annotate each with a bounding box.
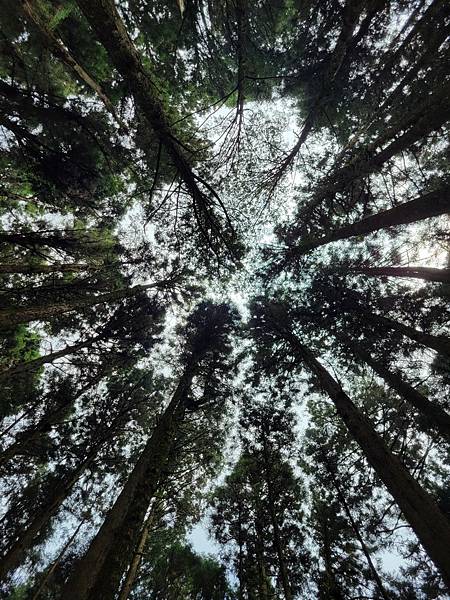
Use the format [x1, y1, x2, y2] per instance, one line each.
[295, 186, 450, 255]
[31, 520, 84, 600]
[300, 80, 450, 218]
[0, 333, 105, 381]
[328, 471, 391, 600]
[0, 281, 160, 328]
[62, 368, 194, 600]
[343, 339, 450, 441]
[0, 453, 96, 580]
[363, 311, 450, 359]
[74, 0, 232, 251]
[261, 437, 293, 600]
[320, 513, 344, 600]
[117, 505, 157, 600]
[22, 0, 124, 128]
[0, 262, 93, 274]
[283, 332, 450, 588]
[351, 265, 450, 284]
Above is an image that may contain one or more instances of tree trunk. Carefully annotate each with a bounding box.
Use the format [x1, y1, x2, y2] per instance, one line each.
[0, 333, 105, 381]
[364, 312, 450, 359]
[285, 333, 450, 589]
[0, 281, 159, 328]
[261, 437, 293, 600]
[344, 339, 450, 442]
[329, 472, 391, 600]
[74, 0, 230, 251]
[0, 262, 93, 274]
[31, 520, 84, 600]
[296, 186, 450, 254]
[0, 453, 96, 580]
[321, 516, 344, 600]
[117, 505, 157, 600]
[351, 265, 450, 284]
[62, 368, 194, 600]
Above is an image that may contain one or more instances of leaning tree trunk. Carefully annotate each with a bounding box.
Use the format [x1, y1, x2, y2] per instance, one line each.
[74, 0, 231, 250]
[0, 281, 159, 328]
[342, 338, 450, 442]
[295, 186, 450, 255]
[62, 368, 194, 600]
[284, 333, 450, 588]
[351, 265, 450, 284]
[0, 262, 94, 274]
[0, 453, 96, 580]
[328, 469, 391, 600]
[363, 311, 450, 359]
[117, 505, 157, 600]
[0, 332, 105, 381]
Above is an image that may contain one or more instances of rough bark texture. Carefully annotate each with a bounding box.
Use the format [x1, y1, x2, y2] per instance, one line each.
[366, 312, 450, 359]
[62, 370, 193, 600]
[287, 335, 450, 589]
[296, 187, 450, 254]
[346, 339, 450, 441]
[0, 454, 95, 581]
[352, 265, 450, 284]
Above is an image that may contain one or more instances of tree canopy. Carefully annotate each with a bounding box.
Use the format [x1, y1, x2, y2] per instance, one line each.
[0, 0, 449, 598]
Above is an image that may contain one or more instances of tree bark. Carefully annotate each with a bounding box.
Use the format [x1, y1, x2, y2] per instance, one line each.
[61, 368, 194, 600]
[351, 265, 450, 284]
[117, 505, 156, 600]
[295, 186, 450, 255]
[364, 312, 450, 359]
[0, 333, 105, 381]
[343, 339, 450, 442]
[284, 333, 450, 589]
[0, 281, 160, 328]
[0, 262, 94, 274]
[261, 436, 293, 600]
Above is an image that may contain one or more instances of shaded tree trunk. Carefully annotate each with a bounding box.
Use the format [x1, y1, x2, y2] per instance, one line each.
[0, 262, 93, 274]
[329, 471, 391, 600]
[283, 332, 450, 588]
[62, 368, 194, 600]
[295, 186, 450, 254]
[344, 339, 450, 442]
[0, 281, 160, 328]
[0, 333, 105, 381]
[351, 265, 450, 284]
[117, 506, 157, 600]
[261, 436, 293, 600]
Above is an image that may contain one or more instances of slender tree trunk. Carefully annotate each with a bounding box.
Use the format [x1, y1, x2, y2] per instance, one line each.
[22, 0, 124, 128]
[0, 281, 160, 328]
[74, 0, 231, 250]
[31, 520, 84, 600]
[261, 438, 293, 600]
[0, 262, 93, 274]
[62, 369, 194, 600]
[300, 80, 450, 217]
[321, 516, 344, 600]
[344, 339, 450, 441]
[364, 311, 450, 359]
[284, 332, 450, 588]
[351, 265, 450, 284]
[329, 471, 391, 600]
[295, 187, 450, 255]
[0, 333, 105, 380]
[117, 505, 157, 600]
[0, 453, 96, 580]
